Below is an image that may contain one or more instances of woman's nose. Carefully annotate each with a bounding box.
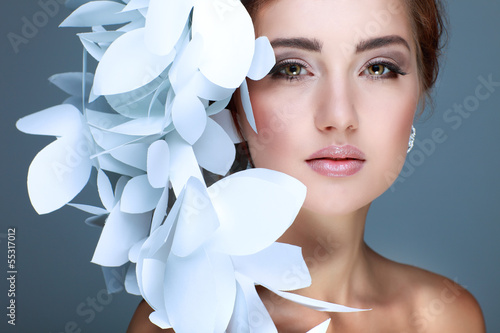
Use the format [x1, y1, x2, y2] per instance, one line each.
[313, 77, 359, 133]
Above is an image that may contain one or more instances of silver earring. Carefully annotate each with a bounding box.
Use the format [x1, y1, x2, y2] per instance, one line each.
[407, 125, 416, 153]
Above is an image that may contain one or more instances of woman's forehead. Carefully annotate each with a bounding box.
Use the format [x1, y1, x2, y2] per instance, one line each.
[252, 0, 412, 47]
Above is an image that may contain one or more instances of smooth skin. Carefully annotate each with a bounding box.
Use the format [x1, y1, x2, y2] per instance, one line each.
[128, 0, 485, 331]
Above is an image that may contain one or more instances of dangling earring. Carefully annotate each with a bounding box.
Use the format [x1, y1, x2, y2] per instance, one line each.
[407, 125, 416, 153]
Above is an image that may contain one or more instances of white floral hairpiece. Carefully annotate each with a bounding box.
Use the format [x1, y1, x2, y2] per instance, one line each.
[17, 1, 366, 332]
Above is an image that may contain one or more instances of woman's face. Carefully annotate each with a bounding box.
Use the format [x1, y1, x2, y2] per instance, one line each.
[238, 0, 420, 216]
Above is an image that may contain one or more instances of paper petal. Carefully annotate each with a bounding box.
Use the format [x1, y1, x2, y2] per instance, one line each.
[122, 0, 150, 12]
[107, 117, 165, 136]
[97, 169, 115, 211]
[167, 131, 204, 197]
[268, 288, 369, 313]
[307, 319, 331, 333]
[125, 263, 141, 295]
[150, 188, 169, 233]
[145, 0, 194, 56]
[149, 311, 172, 329]
[120, 174, 163, 213]
[247, 37, 276, 81]
[94, 28, 175, 96]
[92, 204, 151, 266]
[206, 169, 306, 255]
[234, 273, 277, 333]
[172, 90, 207, 145]
[211, 251, 237, 333]
[239, 79, 258, 133]
[164, 249, 217, 333]
[60, 1, 139, 27]
[171, 178, 219, 257]
[85, 214, 107, 228]
[27, 135, 92, 214]
[147, 140, 170, 188]
[192, 0, 254, 88]
[226, 280, 251, 333]
[101, 264, 128, 293]
[49, 72, 94, 97]
[232, 242, 311, 291]
[97, 153, 143, 178]
[193, 117, 235, 176]
[110, 143, 149, 171]
[211, 108, 242, 144]
[68, 203, 108, 216]
[16, 104, 84, 137]
[142, 258, 167, 311]
[60, 1, 141, 27]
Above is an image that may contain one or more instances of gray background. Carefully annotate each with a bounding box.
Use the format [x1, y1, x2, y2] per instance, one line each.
[1, 0, 499, 332]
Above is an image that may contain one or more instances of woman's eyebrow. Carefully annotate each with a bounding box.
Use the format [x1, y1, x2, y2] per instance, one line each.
[355, 35, 411, 53]
[270, 37, 323, 52]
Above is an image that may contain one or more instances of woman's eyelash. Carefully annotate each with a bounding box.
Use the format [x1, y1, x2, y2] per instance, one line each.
[268, 60, 309, 81]
[364, 60, 408, 78]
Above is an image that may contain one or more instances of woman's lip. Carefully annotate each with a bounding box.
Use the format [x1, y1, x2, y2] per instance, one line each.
[307, 145, 366, 161]
[306, 145, 365, 177]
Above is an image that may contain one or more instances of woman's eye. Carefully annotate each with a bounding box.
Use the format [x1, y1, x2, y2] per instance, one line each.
[367, 64, 390, 76]
[269, 61, 309, 80]
[281, 64, 305, 76]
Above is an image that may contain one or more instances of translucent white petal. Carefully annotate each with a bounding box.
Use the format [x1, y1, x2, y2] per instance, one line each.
[194, 72, 234, 101]
[307, 319, 331, 333]
[27, 135, 92, 214]
[93, 28, 175, 96]
[125, 263, 141, 295]
[239, 79, 258, 133]
[107, 117, 164, 136]
[97, 169, 115, 211]
[268, 288, 369, 313]
[122, 0, 150, 12]
[234, 273, 277, 333]
[16, 104, 83, 137]
[232, 242, 311, 291]
[101, 264, 128, 293]
[121, 174, 164, 213]
[60, 1, 141, 27]
[149, 311, 172, 329]
[192, 117, 235, 175]
[86, 109, 129, 130]
[142, 258, 167, 310]
[171, 177, 219, 257]
[97, 153, 143, 178]
[169, 33, 203, 94]
[167, 131, 205, 196]
[171, 90, 207, 145]
[206, 169, 306, 255]
[247, 36, 276, 81]
[210, 108, 242, 144]
[145, 0, 194, 55]
[49, 72, 94, 97]
[192, 0, 255, 88]
[226, 280, 250, 333]
[91, 204, 151, 266]
[67, 203, 108, 216]
[147, 140, 170, 188]
[211, 251, 237, 333]
[150, 188, 169, 233]
[164, 249, 217, 333]
[110, 143, 148, 171]
[104, 74, 167, 118]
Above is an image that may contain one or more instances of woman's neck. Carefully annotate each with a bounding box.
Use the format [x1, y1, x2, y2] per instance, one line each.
[277, 204, 377, 307]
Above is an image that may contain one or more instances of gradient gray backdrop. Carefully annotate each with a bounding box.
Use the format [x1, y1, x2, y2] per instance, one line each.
[1, 0, 499, 332]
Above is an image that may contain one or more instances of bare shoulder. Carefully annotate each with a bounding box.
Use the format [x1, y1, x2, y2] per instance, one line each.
[127, 300, 174, 333]
[393, 262, 485, 333]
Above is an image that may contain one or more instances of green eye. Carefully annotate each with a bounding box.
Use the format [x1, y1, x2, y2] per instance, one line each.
[367, 64, 389, 76]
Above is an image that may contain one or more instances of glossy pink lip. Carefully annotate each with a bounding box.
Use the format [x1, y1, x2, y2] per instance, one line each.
[306, 145, 366, 177]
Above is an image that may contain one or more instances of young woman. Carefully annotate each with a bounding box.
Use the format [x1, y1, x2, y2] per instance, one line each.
[129, 0, 485, 331]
